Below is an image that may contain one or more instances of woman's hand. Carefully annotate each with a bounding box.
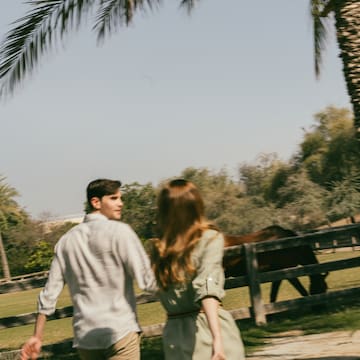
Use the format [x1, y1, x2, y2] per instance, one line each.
[212, 336, 226, 359]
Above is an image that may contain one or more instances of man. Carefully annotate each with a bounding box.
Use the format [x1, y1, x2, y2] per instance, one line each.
[21, 179, 157, 360]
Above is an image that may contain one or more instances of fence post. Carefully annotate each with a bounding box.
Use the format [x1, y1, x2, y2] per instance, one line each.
[244, 243, 266, 325]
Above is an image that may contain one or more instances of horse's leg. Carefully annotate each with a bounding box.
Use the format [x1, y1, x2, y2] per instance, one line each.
[270, 280, 282, 302]
[288, 277, 308, 297]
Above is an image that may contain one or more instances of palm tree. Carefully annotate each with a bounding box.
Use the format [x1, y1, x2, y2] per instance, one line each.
[311, 0, 360, 135]
[0, 0, 164, 97]
[0, 176, 23, 280]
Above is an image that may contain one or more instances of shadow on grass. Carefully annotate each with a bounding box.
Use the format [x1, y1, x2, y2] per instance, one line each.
[37, 337, 164, 360]
[140, 337, 164, 360]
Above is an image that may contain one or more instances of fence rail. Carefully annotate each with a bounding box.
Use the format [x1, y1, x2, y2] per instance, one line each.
[0, 271, 48, 285]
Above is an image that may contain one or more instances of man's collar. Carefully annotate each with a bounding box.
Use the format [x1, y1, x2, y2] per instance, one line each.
[83, 212, 108, 223]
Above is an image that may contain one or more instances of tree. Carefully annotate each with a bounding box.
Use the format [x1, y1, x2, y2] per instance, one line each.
[0, 176, 27, 279]
[179, 167, 244, 230]
[277, 170, 328, 229]
[311, 0, 360, 134]
[0, 233, 9, 279]
[25, 240, 53, 272]
[3, 219, 42, 276]
[239, 153, 290, 201]
[325, 168, 360, 221]
[4, 219, 76, 276]
[295, 106, 359, 187]
[120, 182, 157, 240]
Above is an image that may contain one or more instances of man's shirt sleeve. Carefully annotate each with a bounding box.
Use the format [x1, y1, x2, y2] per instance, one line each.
[38, 254, 65, 315]
[117, 224, 157, 293]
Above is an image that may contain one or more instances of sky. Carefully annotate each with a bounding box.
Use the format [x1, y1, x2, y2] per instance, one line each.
[0, 0, 351, 219]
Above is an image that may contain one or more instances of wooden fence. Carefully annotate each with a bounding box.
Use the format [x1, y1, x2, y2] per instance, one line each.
[1, 223, 360, 355]
[0, 271, 48, 285]
[225, 222, 360, 325]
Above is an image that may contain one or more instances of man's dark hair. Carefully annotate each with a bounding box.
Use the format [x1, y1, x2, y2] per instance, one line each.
[86, 179, 122, 211]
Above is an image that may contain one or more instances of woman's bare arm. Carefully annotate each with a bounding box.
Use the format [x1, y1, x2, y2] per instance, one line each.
[201, 296, 225, 360]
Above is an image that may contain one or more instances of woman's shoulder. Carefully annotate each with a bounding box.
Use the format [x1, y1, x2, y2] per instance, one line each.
[198, 228, 224, 248]
[192, 228, 225, 263]
[202, 228, 223, 240]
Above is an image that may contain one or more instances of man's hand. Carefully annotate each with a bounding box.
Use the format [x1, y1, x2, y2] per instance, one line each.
[20, 336, 42, 360]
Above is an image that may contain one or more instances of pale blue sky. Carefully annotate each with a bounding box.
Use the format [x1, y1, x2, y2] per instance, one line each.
[0, 0, 351, 218]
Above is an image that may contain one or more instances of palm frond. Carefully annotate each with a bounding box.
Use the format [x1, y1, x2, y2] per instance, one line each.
[94, 0, 161, 43]
[179, 0, 197, 14]
[0, 176, 19, 208]
[310, 0, 331, 78]
[0, 0, 95, 98]
[320, 0, 335, 17]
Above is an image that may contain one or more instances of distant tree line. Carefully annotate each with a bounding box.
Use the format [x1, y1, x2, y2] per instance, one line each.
[1, 106, 360, 278]
[122, 106, 360, 236]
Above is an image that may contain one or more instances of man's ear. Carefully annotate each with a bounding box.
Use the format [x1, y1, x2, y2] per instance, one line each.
[90, 197, 101, 210]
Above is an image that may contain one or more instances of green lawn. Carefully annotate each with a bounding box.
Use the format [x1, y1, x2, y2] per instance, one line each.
[0, 250, 359, 358]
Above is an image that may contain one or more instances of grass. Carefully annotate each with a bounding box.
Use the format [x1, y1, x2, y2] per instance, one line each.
[0, 250, 359, 358]
[11, 302, 360, 360]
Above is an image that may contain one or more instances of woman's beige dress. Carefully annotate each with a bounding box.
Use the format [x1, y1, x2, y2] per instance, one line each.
[157, 229, 246, 359]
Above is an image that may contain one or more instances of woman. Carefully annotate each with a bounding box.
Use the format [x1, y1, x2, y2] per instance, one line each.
[149, 179, 245, 360]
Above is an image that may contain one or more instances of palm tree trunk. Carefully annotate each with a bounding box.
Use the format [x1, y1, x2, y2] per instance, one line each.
[0, 231, 11, 280]
[333, 0, 360, 135]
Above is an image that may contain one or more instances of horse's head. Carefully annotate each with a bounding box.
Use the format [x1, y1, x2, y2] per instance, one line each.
[309, 272, 328, 295]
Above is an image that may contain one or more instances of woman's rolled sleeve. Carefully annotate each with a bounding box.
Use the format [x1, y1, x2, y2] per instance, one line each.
[192, 231, 225, 303]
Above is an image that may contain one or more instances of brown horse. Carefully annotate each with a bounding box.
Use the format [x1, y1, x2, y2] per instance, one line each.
[223, 225, 328, 302]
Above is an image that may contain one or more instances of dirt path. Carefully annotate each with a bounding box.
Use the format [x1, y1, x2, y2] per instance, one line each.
[1, 330, 359, 359]
[246, 330, 360, 360]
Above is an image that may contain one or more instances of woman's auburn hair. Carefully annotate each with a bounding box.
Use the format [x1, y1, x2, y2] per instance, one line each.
[150, 179, 217, 290]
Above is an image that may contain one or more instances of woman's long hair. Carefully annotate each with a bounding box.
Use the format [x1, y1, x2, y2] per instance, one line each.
[150, 179, 216, 290]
